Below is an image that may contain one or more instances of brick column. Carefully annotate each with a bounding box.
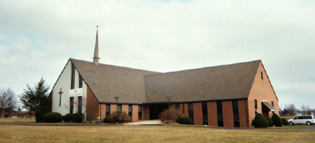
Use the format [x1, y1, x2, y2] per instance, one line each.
[132, 105, 138, 121]
[193, 102, 203, 125]
[238, 100, 248, 127]
[208, 102, 217, 127]
[222, 101, 234, 127]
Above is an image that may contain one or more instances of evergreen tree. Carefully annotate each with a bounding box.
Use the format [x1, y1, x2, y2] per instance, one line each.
[20, 78, 50, 122]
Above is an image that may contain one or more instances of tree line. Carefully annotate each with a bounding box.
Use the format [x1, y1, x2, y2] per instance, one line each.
[281, 104, 314, 116]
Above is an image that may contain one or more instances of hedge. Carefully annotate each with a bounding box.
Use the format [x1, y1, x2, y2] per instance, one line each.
[178, 116, 193, 124]
[43, 112, 62, 123]
[103, 111, 130, 123]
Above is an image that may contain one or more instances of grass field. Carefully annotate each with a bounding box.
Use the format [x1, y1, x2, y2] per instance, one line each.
[1, 118, 315, 143]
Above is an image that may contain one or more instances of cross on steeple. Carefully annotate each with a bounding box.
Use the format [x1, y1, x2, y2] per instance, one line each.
[58, 88, 63, 107]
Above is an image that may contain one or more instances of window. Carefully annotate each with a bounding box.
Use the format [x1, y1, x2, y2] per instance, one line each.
[232, 100, 240, 127]
[183, 104, 185, 113]
[70, 97, 74, 114]
[106, 104, 110, 116]
[254, 100, 257, 109]
[71, 64, 75, 89]
[188, 103, 193, 123]
[117, 104, 122, 112]
[175, 104, 180, 110]
[79, 74, 83, 88]
[306, 116, 312, 119]
[261, 71, 263, 80]
[138, 105, 142, 120]
[202, 102, 208, 125]
[128, 105, 132, 119]
[78, 96, 82, 113]
[271, 101, 274, 107]
[217, 101, 223, 127]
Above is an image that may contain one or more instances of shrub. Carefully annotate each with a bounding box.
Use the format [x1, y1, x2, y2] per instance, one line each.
[103, 111, 130, 123]
[264, 115, 273, 127]
[64, 113, 84, 122]
[271, 114, 283, 127]
[64, 113, 74, 122]
[43, 112, 62, 123]
[178, 116, 193, 124]
[159, 109, 184, 122]
[72, 113, 83, 122]
[252, 113, 269, 128]
[282, 118, 289, 125]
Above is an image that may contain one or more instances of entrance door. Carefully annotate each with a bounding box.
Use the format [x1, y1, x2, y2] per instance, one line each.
[149, 104, 168, 119]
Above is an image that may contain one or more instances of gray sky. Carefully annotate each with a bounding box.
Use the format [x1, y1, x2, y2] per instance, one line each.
[0, 0, 314, 109]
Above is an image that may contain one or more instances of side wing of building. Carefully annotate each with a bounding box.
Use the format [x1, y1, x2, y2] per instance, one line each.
[247, 62, 279, 126]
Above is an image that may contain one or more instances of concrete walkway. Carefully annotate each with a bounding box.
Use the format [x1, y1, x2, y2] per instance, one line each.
[124, 120, 163, 126]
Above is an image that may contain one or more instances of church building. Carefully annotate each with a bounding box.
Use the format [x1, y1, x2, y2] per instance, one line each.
[50, 29, 279, 127]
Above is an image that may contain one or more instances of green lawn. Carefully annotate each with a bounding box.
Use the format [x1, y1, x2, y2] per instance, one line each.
[0, 118, 314, 143]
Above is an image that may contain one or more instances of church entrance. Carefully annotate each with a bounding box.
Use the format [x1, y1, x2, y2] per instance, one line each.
[149, 104, 168, 119]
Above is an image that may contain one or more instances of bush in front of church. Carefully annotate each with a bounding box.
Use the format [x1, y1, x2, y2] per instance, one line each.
[264, 115, 273, 127]
[252, 113, 269, 128]
[178, 116, 193, 124]
[271, 114, 283, 127]
[64, 113, 83, 122]
[281, 118, 289, 125]
[43, 112, 62, 122]
[159, 109, 184, 123]
[103, 111, 130, 123]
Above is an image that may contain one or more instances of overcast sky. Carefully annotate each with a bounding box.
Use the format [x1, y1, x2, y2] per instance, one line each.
[0, 0, 314, 109]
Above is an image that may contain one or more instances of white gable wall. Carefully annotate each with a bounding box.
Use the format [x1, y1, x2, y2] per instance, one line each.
[52, 60, 87, 120]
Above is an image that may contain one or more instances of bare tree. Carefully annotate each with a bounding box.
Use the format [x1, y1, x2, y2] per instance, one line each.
[0, 88, 17, 117]
[283, 104, 297, 116]
[306, 105, 312, 115]
[301, 105, 306, 115]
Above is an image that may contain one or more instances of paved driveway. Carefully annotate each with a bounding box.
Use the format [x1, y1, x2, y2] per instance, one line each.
[124, 120, 163, 125]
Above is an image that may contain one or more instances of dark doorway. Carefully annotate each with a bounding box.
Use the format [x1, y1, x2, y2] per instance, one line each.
[261, 103, 269, 116]
[149, 104, 168, 119]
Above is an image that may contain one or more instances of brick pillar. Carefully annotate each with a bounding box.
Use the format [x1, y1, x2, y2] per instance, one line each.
[132, 105, 138, 121]
[183, 103, 189, 117]
[122, 104, 128, 113]
[179, 104, 184, 113]
[222, 101, 234, 127]
[100, 104, 106, 121]
[208, 102, 217, 127]
[110, 104, 117, 114]
[169, 104, 175, 110]
[143, 105, 150, 120]
[238, 100, 248, 127]
[193, 102, 203, 125]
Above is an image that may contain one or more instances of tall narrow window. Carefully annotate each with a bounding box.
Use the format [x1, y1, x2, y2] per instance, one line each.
[202, 102, 208, 125]
[138, 105, 142, 120]
[261, 71, 263, 80]
[188, 103, 193, 123]
[271, 101, 274, 107]
[117, 104, 122, 112]
[70, 97, 74, 114]
[106, 104, 110, 116]
[183, 104, 185, 113]
[78, 96, 82, 113]
[217, 101, 223, 127]
[128, 105, 132, 119]
[232, 100, 240, 127]
[254, 100, 258, 115]
[79, 74, 83, 88]
[175, 104, 180, 110]
[71, 64, 75, 89]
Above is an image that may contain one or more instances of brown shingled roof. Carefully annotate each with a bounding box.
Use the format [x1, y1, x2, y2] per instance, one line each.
[72, 59, 260, 104]
[71, 59, 158, 104]
[144, 60, 261, 103]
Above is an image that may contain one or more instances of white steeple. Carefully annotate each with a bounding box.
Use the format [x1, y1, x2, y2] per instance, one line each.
[93, 25, 100, 65]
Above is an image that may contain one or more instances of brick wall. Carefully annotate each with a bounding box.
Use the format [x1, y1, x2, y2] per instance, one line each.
[207, 102, 217, 127]
[247, 62, 279, 127]
[86, 87, 99, 122]
[193, 102, 203, 125]
[222, 101, 234, 127]
[132, 105, 138, 121]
